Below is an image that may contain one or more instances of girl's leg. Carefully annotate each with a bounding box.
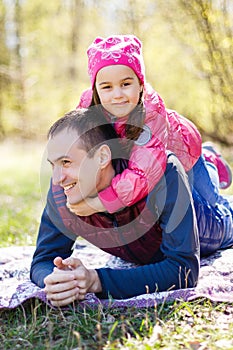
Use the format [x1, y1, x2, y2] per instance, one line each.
[189, 143, 232, 206]
[191, 144, 233, 254]
[188, 155, 220, 206]
[216, 195, 233, 249]
[193, 188, 233, 255]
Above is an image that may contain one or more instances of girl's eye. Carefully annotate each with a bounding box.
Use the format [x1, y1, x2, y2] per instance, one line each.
[102, 85, 111, 90]
[122, 82, 130, 87]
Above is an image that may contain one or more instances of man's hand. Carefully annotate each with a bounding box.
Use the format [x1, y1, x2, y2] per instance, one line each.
[67, 196, 106, 216]
[44, 256, 102, 307]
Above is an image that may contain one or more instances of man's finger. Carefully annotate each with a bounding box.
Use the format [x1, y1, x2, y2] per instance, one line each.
[53, 256, 64, 269]
[62, 257, 83, 269]
[44, 272, 75, 286]
[47, 286, 79, 301]
[49, 292, 80, 307]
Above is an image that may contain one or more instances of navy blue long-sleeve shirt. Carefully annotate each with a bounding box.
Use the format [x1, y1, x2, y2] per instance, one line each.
[30, 153, 201, 299]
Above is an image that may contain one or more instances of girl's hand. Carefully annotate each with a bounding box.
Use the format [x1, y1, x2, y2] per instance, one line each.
[67, 196, 106, 216]
[44, 256, 102, 307]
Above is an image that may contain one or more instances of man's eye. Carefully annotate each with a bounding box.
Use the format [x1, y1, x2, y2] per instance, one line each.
[62, 160, 70, 166]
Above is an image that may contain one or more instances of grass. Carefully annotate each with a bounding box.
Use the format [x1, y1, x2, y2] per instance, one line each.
[0, 139, 233, 349]
[0, 299, 233, 349]
[0, 139, 45, 247]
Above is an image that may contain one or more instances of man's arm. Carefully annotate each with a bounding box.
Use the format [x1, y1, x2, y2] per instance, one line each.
[30, 206, 75, 288]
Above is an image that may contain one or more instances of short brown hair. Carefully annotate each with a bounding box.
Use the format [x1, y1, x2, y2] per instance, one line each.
[48, 107, 126, 160]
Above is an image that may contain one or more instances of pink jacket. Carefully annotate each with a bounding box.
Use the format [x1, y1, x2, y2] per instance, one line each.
[77, 83, 202, 213]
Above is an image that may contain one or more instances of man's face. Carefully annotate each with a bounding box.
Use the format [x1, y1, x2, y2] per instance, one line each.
[47, 128, 101, 205]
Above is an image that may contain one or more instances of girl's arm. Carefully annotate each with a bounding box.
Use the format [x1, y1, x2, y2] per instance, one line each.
[166, 109, 202, 172]
[98, 88, 202, 214]
[98, 139, 168, 213]
[67, 196, 106, 216]
[98, 94, 169, 213]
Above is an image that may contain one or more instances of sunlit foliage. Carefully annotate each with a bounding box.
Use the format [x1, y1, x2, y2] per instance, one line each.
[0, 0, 232, 144]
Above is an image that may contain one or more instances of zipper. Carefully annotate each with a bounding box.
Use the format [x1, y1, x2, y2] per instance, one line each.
[113, 216, 118, 231]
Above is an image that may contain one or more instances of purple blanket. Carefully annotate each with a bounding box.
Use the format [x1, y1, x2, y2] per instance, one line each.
[0, 243, 233, 309]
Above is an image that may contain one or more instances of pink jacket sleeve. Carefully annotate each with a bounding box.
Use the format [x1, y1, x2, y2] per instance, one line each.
[98, 86, 169, 213]
[167, 109, 202, 172]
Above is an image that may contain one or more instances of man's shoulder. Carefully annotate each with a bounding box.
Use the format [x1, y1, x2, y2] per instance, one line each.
[166, 151, 185, 170]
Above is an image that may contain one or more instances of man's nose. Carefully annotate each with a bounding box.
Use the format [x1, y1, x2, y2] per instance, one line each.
[52, 166, 65, 185]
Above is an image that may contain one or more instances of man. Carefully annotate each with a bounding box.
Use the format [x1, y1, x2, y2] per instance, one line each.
[30, 108, 232, 307]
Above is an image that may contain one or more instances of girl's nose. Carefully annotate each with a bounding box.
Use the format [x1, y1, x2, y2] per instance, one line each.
[112, 86, 123, 98]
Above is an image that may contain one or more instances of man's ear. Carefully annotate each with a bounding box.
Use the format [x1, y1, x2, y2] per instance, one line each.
[97, 144, 112, 169]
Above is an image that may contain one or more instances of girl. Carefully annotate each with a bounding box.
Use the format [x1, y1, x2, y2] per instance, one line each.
[71, 34, 231, 215]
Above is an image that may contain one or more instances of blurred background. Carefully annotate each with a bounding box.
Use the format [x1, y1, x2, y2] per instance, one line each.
[0, 0, 232, 246]
[1, 0, 233, 141]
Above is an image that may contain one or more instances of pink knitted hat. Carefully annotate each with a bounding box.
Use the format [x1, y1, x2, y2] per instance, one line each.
[87, 35, 146, 88]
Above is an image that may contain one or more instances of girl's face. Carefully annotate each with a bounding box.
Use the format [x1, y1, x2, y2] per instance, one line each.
[95, 65, 142, 118]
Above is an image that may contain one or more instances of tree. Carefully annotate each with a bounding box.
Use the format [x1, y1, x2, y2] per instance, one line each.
[0, 0, 27, 136]
[2, 0, 232, 143]
[68, 0, 85, 80]
[0, 0, 10, 137]
[158, 0, 233, 144]
[13, 0, 27, 130]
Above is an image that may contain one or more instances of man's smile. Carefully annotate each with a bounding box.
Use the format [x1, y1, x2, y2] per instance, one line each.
[63, 182, 77, 193]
